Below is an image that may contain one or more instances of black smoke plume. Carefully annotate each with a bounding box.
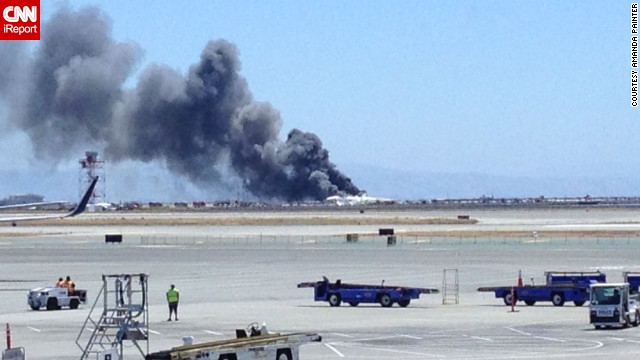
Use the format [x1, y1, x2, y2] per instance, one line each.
[0, 6, 359, 201]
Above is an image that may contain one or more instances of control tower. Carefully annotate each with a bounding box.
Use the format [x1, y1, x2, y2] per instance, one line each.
[79, 151, 105, 205]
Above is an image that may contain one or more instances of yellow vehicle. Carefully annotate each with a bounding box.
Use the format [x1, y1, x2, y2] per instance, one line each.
[145, 323, 321, 360]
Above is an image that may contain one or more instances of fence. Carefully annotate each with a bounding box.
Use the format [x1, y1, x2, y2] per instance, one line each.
[138, 234, 640, 249]
[3, 233, 640, 249]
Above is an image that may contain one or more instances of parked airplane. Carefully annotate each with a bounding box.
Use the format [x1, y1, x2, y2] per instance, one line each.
[325, 192, 397, 206]
[92, 202, 115, 211]
[0, 177, 99, 225]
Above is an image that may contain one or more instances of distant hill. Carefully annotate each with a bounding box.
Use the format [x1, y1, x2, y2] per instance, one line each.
[1, 164, 638, 202]
[340, 163, 640, 201]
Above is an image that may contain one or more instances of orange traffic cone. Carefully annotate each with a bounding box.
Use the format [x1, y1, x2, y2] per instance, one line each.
[6, 323, 11, 349]
[517, 270, 523, 287]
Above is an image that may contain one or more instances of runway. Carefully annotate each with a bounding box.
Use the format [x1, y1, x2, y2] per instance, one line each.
[2, 208, 640, 359]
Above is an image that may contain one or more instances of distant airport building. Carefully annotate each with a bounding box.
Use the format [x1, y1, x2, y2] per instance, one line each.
[0, 193, 44, 206]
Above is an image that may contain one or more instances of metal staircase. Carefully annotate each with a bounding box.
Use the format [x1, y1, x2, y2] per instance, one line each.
[442, 268, 459, 305]
[76, 274, 149, 360]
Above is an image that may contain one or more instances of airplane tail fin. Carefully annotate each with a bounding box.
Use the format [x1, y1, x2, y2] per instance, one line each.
[65, 176, 99, 218]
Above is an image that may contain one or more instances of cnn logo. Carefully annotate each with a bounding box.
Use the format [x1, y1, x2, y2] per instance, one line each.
[1, 0, 40, 40]
[3, 6, 37, 22]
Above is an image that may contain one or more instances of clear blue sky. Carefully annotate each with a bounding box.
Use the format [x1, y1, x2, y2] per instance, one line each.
[1, 1, 638, 201]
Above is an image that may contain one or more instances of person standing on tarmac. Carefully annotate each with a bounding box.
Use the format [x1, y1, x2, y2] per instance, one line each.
[166, 284, 179, 321]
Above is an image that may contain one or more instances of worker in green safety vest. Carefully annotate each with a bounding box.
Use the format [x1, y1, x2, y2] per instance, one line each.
[166, 284, 180, 321]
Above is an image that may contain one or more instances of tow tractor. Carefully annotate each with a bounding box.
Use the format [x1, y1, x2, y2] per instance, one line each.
[297, 276, 439, 307]
[27, 286, 87, 310]
[145, 322, 321, 360]
[589, 283, 640, 329]
[477, 270, 606, 307]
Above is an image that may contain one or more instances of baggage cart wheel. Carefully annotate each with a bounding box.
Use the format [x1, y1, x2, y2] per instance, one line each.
[70, 299, 80, 309]
[379, 294, 393, 307]
[328, 293, 342, 307]
[503, 293, 516, 306]
[397, 299, 411, 307]
[551, 293, 565, 307]
[348, 302, 359, 307]
[573, 301, 585, 307]
[524, 300, 536, 306]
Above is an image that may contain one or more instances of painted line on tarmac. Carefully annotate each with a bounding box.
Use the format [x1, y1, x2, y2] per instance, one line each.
[334, 342, 446, 358]
[203, 330, 223, 335]
[560, 338, 604, 352]
[27, 326, 40, 332]
[534, 336, 565, 343]
[324, 343, 345, 357]
[507, 326, 592, 347]
[329, 333, 352, 338]
[400, 334, 422, 340]
[343, 334, 415, 343]
[505, 327, 530, 336]
[148, 329, 161, 335]
[467, 335, 493, 342]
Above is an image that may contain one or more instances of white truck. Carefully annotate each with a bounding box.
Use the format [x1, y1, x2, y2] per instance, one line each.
[589, 283, 640, 329]
[27, 287, 87, 310]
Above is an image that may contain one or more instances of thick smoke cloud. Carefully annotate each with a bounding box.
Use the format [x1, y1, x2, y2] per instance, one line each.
[19, 7, 140, 158]
[0, 6, 359, 201]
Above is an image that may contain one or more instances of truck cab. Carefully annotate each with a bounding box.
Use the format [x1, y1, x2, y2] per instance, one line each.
[297, 277, 438, 308]
[478, 270, 606, 307]
[589, 283, 640, 329]
[623, 271, 640, 294]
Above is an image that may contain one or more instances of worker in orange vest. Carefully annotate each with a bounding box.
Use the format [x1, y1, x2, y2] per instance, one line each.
[64, 276, 75, 295]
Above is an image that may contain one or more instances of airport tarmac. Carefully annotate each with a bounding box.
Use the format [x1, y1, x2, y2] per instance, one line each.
[2, 208, 640, 359]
